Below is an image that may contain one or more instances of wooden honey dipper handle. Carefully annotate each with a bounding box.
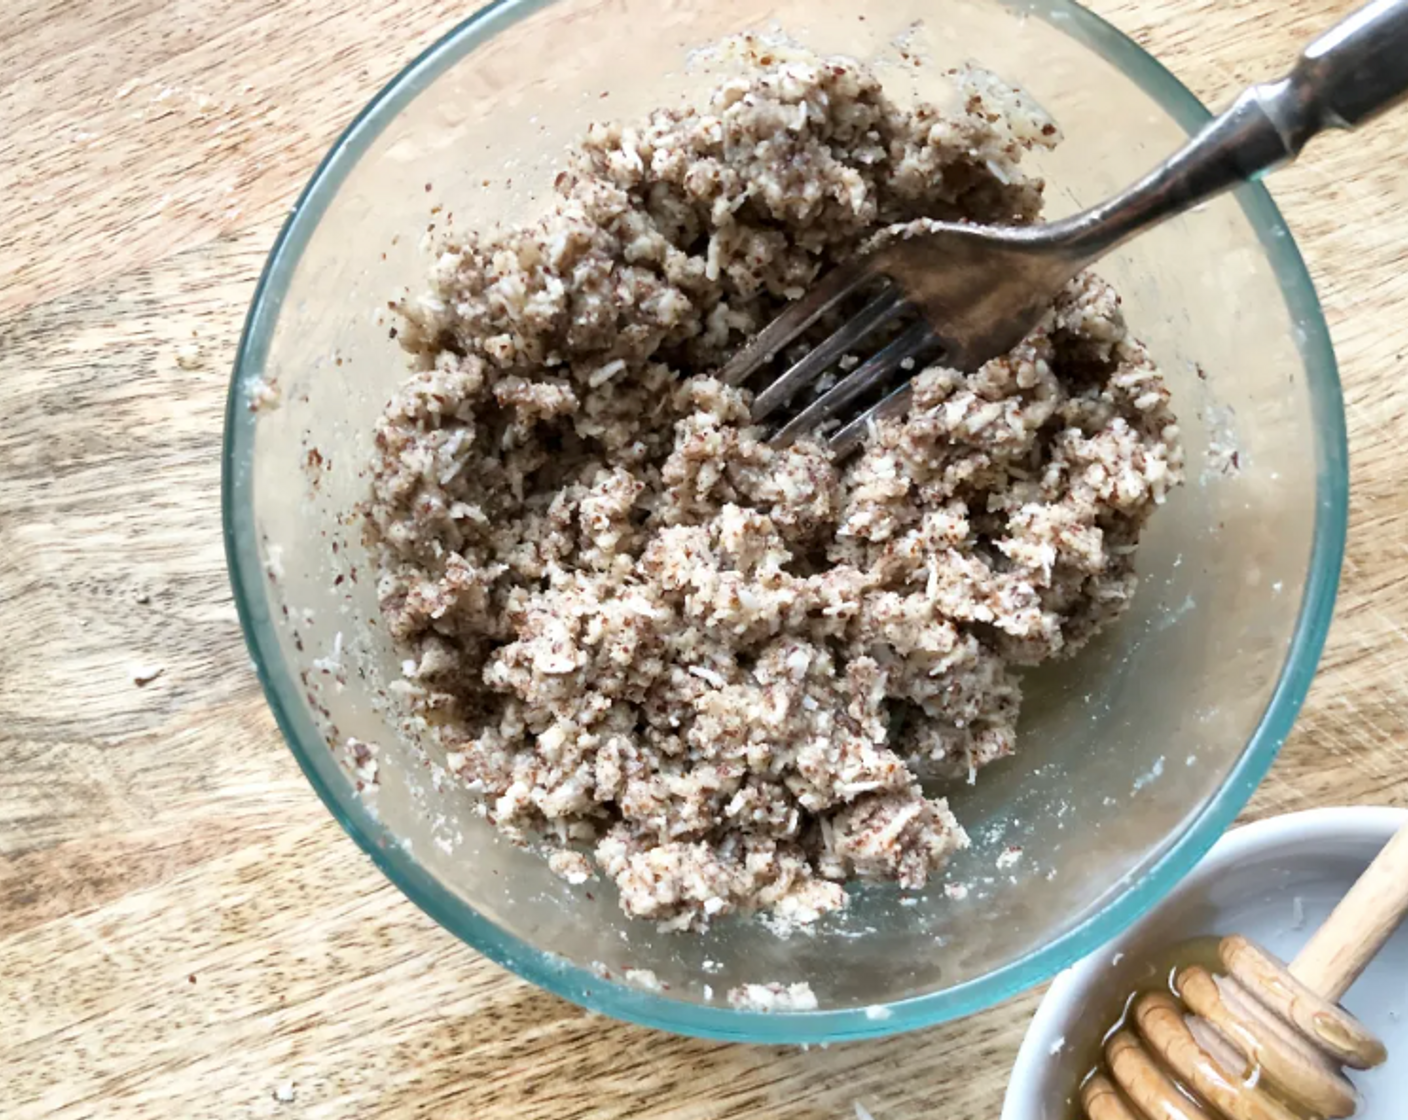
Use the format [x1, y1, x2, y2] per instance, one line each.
[1289, 819, 1408, 1003]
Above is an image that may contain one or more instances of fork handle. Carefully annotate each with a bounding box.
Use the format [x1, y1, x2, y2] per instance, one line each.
[1063, 0, 1408, 258]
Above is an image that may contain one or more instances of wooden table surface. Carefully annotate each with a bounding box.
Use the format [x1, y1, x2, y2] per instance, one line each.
[3, 0, 1407, 1116]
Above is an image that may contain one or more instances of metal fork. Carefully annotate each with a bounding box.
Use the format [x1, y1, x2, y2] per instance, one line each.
[722, 0, 1408, 456]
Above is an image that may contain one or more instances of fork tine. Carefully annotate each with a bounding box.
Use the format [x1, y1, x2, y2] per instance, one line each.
[827, 381, 915, 458]
[750, 287, 907, 422]
[719, 263, 870, 388]
[771, 322, 937, 446]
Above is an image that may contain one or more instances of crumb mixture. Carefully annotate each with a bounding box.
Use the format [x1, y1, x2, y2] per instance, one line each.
[366, 42, 1182, 933]
[728, 981, 819, 1013]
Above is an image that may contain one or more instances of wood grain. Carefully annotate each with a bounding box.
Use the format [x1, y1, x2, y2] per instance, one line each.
[2, 1, 1406, 1116]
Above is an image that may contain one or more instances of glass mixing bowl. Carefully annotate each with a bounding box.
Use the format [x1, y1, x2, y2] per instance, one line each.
[223, 0, 1346, 1042]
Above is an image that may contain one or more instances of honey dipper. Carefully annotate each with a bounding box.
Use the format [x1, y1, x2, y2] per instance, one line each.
[1080, 820, 1408, 1120]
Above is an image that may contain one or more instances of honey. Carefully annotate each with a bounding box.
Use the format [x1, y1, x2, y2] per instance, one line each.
[1072, 936, 1346, 1120]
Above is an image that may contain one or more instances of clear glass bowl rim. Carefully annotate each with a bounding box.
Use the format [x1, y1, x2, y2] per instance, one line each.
[222, 0, 1348, 1043]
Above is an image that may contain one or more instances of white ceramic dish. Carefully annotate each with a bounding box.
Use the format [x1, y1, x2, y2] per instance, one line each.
[1003, 806, 1408, 1120]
